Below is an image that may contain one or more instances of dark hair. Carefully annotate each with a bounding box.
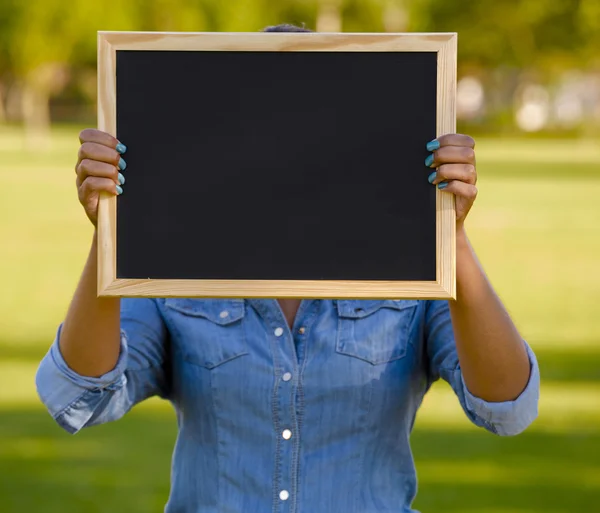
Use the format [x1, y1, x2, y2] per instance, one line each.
[262, 23, 313, 33]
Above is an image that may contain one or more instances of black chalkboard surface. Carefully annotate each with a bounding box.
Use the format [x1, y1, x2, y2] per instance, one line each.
[97, 32, 457, 298]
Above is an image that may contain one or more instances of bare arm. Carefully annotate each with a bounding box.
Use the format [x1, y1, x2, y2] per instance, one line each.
[58, 129, 127, 377]
[449, 228, 529, 401]
[427, 134, 531, 402]
[58, 233, 121, 377]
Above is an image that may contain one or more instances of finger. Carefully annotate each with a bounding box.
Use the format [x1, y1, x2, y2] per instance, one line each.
[79, 128, 122, 150]
[76, 159, 121, 188]
[438, 180, 478, 202]
[78, 176, 121, 203]
[436, 133, 475, 149]
[76, 142, 124, 171]
[427, 145, 475, 167]
[430, 164, 476, 185]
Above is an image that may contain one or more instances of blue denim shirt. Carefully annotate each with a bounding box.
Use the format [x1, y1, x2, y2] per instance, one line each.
[36, 298, 539, 513]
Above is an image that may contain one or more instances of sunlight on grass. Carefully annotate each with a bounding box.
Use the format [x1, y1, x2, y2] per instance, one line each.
[1, 125, 599, 513]
[475, 137, 600, 163]
[415, 380, 600, 434]
[2, 126, 599, 349]
[467, 176, 600, 347]
[3, 359, 597, 436]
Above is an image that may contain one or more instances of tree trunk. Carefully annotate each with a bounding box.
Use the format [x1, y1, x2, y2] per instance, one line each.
[20, 63, 69, 151]
[0, 82, 5, 123]
[21, 81, 51, 151]
[383, 0, 408, 32]
[317, 0, 342, 32]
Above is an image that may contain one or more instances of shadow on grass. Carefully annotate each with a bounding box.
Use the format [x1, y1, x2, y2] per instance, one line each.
[0, 406, 598, 513]
[411, 427, 600, 512]
[0, 343, 49, 362]
[0, 406, 176, 513]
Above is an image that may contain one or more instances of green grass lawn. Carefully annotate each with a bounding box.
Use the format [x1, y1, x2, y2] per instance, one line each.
[1, 125, 599, 512]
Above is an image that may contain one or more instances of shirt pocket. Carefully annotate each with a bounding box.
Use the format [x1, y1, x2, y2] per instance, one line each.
[336, 300, 419, 365]
[164, 299, 248, 369]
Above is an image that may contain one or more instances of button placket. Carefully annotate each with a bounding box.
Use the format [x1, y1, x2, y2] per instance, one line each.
[272, 321, 296, 512]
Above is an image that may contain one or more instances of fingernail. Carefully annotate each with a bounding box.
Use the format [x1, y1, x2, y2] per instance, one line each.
[118, 173, 125, 185]
[425, 154, 434, 167]
[116, 142, 127, 154]
[427, 171, 437, 184]
[118, 157, 126, 171]
[438, 182, 448, 190]
[426, 139, 440, 152]
[116, 185, 123, 195]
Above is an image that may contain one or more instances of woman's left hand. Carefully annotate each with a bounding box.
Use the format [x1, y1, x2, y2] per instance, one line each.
[425, 134, 477, 229]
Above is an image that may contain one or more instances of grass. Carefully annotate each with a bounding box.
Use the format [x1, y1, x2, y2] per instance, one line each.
[1, 124, 599, 512]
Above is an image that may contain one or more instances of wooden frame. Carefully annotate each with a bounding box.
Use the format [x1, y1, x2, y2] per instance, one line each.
[97, 31, 457, 299]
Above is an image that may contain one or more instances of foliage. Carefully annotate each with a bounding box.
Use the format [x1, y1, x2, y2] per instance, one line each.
[1, 0, 597, 79]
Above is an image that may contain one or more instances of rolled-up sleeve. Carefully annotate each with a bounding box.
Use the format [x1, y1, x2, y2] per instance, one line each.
[35, 298, 170, 434]
[425, 300, 540, 436]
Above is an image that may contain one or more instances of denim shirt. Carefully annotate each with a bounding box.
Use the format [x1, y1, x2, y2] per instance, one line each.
[36, 298, 539, 513]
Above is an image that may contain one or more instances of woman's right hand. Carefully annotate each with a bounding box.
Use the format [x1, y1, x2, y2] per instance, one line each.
[75, 129, 127, 226]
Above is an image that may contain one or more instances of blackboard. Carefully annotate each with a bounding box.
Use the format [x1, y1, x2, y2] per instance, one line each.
[97, 32, 457, 298]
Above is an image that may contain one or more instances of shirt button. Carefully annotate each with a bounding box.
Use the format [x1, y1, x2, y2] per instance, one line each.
[274, 327, 284, 337]
[219, 310, 229, 319]
[298, 326, 306, 334]
[279, 490, 289, 501]
[282, 372, 292, 382]
[282, 429, 292, 440]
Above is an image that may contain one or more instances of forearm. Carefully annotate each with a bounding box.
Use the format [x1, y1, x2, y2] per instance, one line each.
[449, 228, 530, 402]
[58, 231, 121, 377]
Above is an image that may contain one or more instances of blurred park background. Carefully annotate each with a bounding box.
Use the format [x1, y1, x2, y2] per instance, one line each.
[1, 1, 599, 512]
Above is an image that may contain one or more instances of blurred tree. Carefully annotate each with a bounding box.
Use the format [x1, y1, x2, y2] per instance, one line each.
[0, 0, 21, 122]
[0, 0, 597, 141]
[4, 0, 136, 147]
[406, 0, 591, 71]
[405, 0, 600, 132]
[578, 0, 600, 66]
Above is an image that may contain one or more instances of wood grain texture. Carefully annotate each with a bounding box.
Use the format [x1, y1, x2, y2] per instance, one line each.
[436, 34, 458, 300]
[100, 31, 454, 52]
[99, 279, 454, 299]
[97, 33, 117, 294]
[96, 31, 457, 298]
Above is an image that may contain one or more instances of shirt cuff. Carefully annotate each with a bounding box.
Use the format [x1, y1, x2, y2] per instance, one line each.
[36, 325, 129, 422]
[461, 341, 540, 436]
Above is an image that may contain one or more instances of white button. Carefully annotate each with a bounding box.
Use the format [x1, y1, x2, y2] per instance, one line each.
[282, 429, 292, 440]
[274, 327, 284, 337]
[298, 327, 306, 334]
[279, 490, 289, 501]
[219, 310, 229, 319]
[282, 372, 292, 382]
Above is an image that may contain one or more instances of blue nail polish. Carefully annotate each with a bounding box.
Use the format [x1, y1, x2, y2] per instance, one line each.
[118, 157, 126, 171]
[426, 139, 440, 152]
[116, 142, 127, 154]
[118, 173, 125, 185]
[427, 171, 437, 184]
[438, 182, 448, 190]
[116, 185, 123, 195]
[425, 154, 434, 167]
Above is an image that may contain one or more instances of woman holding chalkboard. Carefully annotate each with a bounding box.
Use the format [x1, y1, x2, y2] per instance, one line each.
[36, 24, 538, 513]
